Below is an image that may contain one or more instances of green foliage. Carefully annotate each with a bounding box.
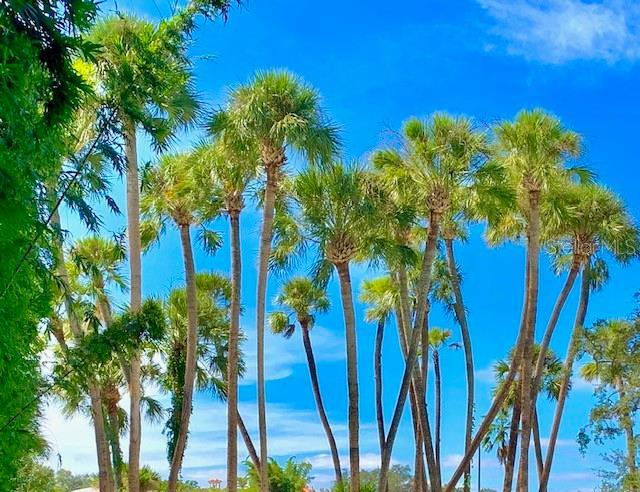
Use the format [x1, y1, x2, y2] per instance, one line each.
[14, 460, 95, 492]
[0, 0, 97, 483]
[245, 458, 312, 492]
[358, 465, 413, 492]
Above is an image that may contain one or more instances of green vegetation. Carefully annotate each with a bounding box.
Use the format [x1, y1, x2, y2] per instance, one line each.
[2, 2, 640, 492]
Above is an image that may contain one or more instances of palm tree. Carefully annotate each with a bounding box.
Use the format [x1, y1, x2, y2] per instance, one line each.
[292, 161, 380, 492]
[490, 109, 581, 490]
[159, 273, 231, 467]
[141, 152, 220, 492]
[359, 276, 398, 464]
[213, 69, 340, 491]
[87, 9, 211, 488]
[539, 184, 639, 491]
[269, 277, 343, 484]
[196, 134, 259, 492]
[373, 114, 487, 492]
[428, 327, 452, 470]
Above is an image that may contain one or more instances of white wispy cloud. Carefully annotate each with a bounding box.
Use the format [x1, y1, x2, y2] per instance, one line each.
[477, 0, 640, 64]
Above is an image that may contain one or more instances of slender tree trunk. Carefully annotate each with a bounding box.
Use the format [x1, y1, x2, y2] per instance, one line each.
[444, 238, 474, 492]
[379, 217, 441, 492]
[517, 190, 542, 491]
[395, 305, 425, 492]
[539, 266, 590, 491]
[238, 411, 260, 471]
[167, 224, 199, 492]
[375, 319, 386, 463]
[89, 387, 115, 492]
[107, 403, 124, 491]
[433, 350, 442, 471]
[444, 263, 532, 492]
[301, 322, 343, 484]
[256, 165, 278, 492]
[125, 121, 142, 492]
[532, 408, 543, 481]
[227, 211, 242, 492]
[530, 261, 579, 400]
[51, 209, 113, 492]
[336, 261, 360, 492]
[502, 393, 521, 492]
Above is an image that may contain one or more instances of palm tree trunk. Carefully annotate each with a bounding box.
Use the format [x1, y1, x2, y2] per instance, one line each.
[125, 120, 143, 492]
[335, 261, 360, 492]
[89, 387, 115, 492]
[539, 265, 590, 491]
[238, 410, 260, 470]
[375, 319, 385, 463]
[379, 217, 441, 492]
[444, 238, 474, 492]
[256, 165, 278, 492]
[301, 322, 343, 484]
[227, 210, 242, 492]
[517, 190, 542, 491]
[502, 394, 521, 492]
[394, 305, 425, 492]
[167, 224, 199, 492]
[444, 267, 532, 492]
[528, 260, 580, 417]
[433, 350, 442, 471]
[410, 389, 425, 492]
[107, 404, 124, 491]
[51, 208, 113, 492]
[532, 408, 543, 481]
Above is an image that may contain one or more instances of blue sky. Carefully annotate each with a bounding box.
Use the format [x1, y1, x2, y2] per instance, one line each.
[43, 1, 640, 491]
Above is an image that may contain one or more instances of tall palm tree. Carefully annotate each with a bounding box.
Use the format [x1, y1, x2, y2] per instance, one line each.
[359, 276, 398, 464]
[213, 69, 339, 491]
[373, 114, 487, 492]
[490, 109, 581, 490]
[539, 184, 639, 491]
[196, 134, 259, 492]
[292, 162, 380, 492]
[269, 277, 343, 485]
[141, 152, 220, 492]
[87, 8, 217, 487]
[428, 327, 452, 470]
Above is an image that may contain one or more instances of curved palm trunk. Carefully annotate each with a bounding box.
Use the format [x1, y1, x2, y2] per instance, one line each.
[335, 261, 360, 492]
[256, 165, 278, 492]
[532, 408, 543, 481]
[528, 260, 580, 410]
[539, 266, 590, 491]
[167, 224, 198, 492]
[444, 266, 532, 492]
[444, 238, 474, 492]
[433, 350, 442, 470]
[375, 319, 385, 461]
[238, 410, 260, 470]
[517, 190, 542, 491]
[379, 217, 441, 492]
[227, 211, 242, 492]
[301, 322, 343, 484]
[51, 209, 113, 492]
[125, 121, 143, 492]
[502, 392, 521, 492]
[394, 305, 425, 492]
